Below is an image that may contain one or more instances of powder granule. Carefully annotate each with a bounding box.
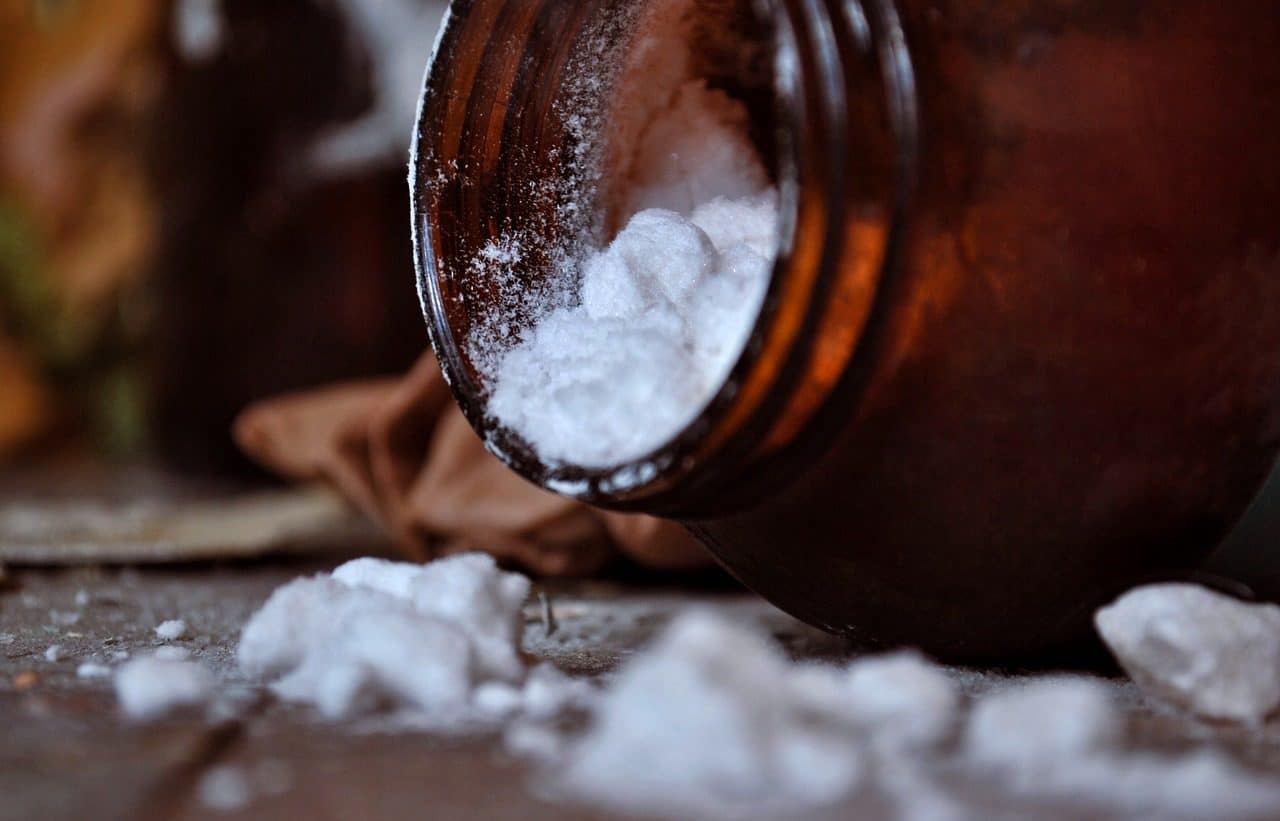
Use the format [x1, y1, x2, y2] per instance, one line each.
[114, 656, 214, 720]
[332, 556, 530, 680]
[1007, 749, 1280, 819]
[198, 766, 252, 812]
[782, 651, 958, 752]
[963, 675, 1280, 818]
[155, 619, 188, 641]
[1095, 583, 1280, 723]
[154, 645, 192, 661]
[237, 554, 542, 722]
[77, 662, 112, 679]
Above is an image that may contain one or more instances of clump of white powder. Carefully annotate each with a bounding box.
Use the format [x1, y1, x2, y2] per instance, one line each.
[486, 78, 778, 467]
[552, 610, 955, 818]
[1095, 583, 1280, 724]
[114, 656, 215, 720]
[964, 675, 1280, 817]
[77, 662, 112, 679]
[236, 554, 590, 725]
[965, 677, 1120, 770]
[155, 619, 188, 641]
[198, 765, 252, 812]
[154, 645, 193, 661]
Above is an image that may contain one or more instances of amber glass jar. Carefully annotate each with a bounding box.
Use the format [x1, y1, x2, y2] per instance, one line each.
[413, 0, 1280, 661]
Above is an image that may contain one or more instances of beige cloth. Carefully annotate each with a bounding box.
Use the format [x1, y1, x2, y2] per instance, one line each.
[234, 354, 709, 575]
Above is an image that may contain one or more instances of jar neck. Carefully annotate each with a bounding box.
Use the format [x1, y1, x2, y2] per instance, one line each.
[413, 0, 918, 518]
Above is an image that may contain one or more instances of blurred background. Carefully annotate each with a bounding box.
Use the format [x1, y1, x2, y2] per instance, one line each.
[0, 0, 447, 476]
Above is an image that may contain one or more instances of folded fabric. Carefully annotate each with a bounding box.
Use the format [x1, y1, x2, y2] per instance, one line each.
[234, 354, 709, 576]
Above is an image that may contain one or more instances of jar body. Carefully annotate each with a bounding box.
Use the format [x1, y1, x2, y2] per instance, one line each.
[689, 0, 1280, 659]
[415, 0, 1280, 661]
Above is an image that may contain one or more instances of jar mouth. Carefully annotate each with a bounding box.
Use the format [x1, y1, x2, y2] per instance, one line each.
[412, 0, 916, 515]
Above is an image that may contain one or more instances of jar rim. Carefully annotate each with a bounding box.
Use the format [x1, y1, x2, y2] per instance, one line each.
[411, 0, 918, 515]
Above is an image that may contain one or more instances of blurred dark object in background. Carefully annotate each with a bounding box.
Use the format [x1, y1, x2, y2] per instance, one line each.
[148, 0, 432, 474]
[0, 0, 439, 474]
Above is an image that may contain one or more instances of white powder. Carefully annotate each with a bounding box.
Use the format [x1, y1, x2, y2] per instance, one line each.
[995, 749, 1280, 819]
[486, 79, 778, 467]
[554, 610, 917, 818]
[842, 651, 959, 749]
[155, 619, 188, 641]
[197, 761, 294, 813]
[198, 765, 251, 812]
[1095, 583, 1280, 723]
[77, 662, 112, 679]
[44, 644, 62, 663]
[473, 662, 596, 723]
[114, 656, 215, 720]
[154, 645, 192, 661]
[540, 609, 1280, 820]
[237, 554, 591, 725]
[965, 677, 1120, 769]
[211, 557, 1280, 818]
[504, 721, 568, 762]
[965, 676, 1280, 817]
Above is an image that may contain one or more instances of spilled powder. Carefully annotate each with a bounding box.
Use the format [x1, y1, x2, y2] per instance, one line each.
[552, 610, 948, 818]
[544, 610, 1280, 820]
[965, 677, 1120, 768]
[95, 557, 1280, 817]
[114, 656, 215, 720]
[1096, 583, 1280, 724]
[235, 554, 588, 725]
[964, 677, 1280, 818]
[198, 766, 252, 812]
[155, 618, 188, 641]
[485, 78, 778, 467]
[76, 662, 112, 679]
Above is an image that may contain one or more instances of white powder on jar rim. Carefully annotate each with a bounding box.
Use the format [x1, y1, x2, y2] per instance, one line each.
[484, 75, 779, 467]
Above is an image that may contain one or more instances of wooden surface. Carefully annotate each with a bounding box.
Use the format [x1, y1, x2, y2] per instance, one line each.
[4, 493, 1280, 820]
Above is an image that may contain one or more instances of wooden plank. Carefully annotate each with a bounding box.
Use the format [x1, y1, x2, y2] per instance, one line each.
[6, 553, 1280, 820]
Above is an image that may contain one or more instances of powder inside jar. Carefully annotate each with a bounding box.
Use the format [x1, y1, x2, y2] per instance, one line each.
[487, 78, 778, 467]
